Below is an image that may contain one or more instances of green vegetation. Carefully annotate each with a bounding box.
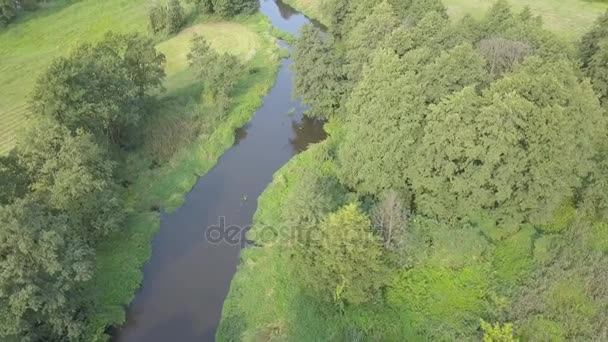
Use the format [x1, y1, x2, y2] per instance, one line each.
[0, 0, 286, 339]
[220, 0, 608, 341]
[283, 0, 608, 37]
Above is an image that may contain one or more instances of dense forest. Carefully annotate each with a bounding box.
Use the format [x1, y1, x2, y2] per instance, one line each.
[219, 0, 608, 340]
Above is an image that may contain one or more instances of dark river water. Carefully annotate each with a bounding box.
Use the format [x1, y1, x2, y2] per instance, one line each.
[113, 1, 324, 341]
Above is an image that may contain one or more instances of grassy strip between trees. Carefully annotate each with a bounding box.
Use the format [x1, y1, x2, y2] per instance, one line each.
[80, 14, 285, 340]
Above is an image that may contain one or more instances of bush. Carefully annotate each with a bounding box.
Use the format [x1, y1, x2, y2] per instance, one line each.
[148, 0, 185, 34]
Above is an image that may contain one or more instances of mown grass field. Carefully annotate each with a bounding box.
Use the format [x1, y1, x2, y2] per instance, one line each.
[284, 0, 608, 38]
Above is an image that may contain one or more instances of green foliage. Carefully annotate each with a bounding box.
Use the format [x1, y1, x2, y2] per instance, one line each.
[388, 0, 447, 24]
[491, 226, 534, 290]
[518, 316, 566, 342]
[344, 1, 399, 81]
[413, 58, 604, 225]
[0, 196, 94, 341]
[188, 34, 244, 116]
[211, 0, 258, 17]
[31, 32, 166, 144]
[481, 320, 517, 342]
[338, 43, 487, 197]
[292, 24, 344, 119]
[0, 153, 29, 205]
[589, 222, 608, 253]
[581, 9, 608, 60]
[17, 122, 125, 240]
[0, 0, 18, 27]
[533, 235, 559, 266]
[539, 200, 576, 233]
[148, 0, 185, 34]
[295, 203, 386, 305]
[387, 265, 491, 339]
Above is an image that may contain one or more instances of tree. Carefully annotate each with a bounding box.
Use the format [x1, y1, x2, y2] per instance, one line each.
[0, 0, 18, 27]
[0, 153, 29, 205]
[344, 1, 399, 81]
[478, 37, 531, 79]
[580, 10, 608, 70]
[338, 44, 486, 195]
[0, 196, 93, 341]
[31, 33, 165, 144]
[294, 203, 386, 305]
[148, 2, 167, 34]
[148, 0, 185, 34]
[166, 0, 185, 33]
[412, 57, 605, 226]
[211, 0, 258, 17]
[371, 190, 409, 250]
[188, 35, 243, 115]
[17, 121, 124, 240]
[293, 25, 344, 119]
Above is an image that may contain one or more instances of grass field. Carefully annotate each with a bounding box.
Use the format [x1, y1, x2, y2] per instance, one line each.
[284, 0, 608, 38]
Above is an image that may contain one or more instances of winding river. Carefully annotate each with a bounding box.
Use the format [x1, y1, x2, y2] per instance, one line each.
[114, 1, 324, 341]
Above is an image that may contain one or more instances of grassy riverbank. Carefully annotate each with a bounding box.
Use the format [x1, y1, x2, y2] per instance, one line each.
[218, 141, 342, 341]
[74, 14, 285, 341]
[282, 0, 608, 38]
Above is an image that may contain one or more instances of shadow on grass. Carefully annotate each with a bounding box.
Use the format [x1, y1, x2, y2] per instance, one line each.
[2, 0, 80, 31]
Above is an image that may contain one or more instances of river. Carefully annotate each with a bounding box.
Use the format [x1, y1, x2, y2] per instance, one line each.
[113, 1, 324, 341]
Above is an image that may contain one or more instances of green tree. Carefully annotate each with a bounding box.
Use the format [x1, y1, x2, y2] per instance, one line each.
[188, 35, 243, 115]
[0, 0, 18, 27]
[338, 44, 486, 195]
[17, 122, 124, 240]
[344, 1, 399, 81]
[412, 57, 604, 225]
[31, 33, 165, 144]
[0, 196, 93, 341]
[0, 153, 29, 205]
[211, 0, 258, 17]
[295, 203, 386, 305]
[166, 0, 185, 33]
[293, 25, 344, 119]
[580, 10, 608, 70]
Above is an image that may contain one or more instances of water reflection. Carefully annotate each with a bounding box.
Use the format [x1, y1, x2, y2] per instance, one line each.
[289, 116, 327, 153]
[275, 0, 300, 19]
[233, 124, 250, 145]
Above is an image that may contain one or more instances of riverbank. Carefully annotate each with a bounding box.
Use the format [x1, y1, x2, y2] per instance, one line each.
[81, 14, 286, 340]
[217, 141, 343, 341]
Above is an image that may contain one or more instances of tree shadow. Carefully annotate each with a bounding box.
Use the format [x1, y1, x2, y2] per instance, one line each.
[2, 0, 81, 31]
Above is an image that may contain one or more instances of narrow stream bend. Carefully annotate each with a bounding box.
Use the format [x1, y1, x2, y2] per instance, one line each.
[114, 1, 325, 341]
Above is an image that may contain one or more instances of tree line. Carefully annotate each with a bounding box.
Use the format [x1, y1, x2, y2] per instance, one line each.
[277, 0, 608, 340]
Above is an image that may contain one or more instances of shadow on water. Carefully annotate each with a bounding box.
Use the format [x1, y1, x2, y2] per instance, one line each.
[111, 1, 327, 341]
